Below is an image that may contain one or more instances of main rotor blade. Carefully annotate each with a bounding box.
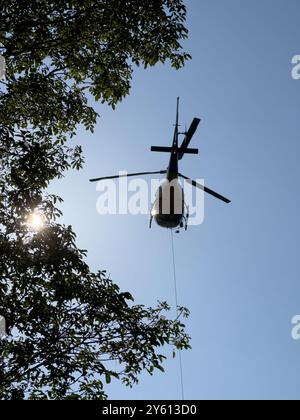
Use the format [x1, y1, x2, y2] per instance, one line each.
[179, 173, 231, 204]
[90, 170, 167, 183]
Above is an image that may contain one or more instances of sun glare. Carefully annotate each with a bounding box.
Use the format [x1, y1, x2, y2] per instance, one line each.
[27, 211, 45, 232]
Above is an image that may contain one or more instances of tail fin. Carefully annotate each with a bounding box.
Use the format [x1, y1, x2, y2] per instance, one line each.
[178, 118, 201, 160]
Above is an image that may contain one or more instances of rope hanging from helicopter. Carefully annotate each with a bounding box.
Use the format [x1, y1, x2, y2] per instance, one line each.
[170, 229, 185, 401]
[89, 98, 231, 399]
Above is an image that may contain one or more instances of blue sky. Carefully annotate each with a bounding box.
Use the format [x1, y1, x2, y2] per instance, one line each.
[49, 0, 300, 400]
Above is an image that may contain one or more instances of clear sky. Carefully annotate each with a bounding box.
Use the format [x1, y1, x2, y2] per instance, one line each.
[48, 0, 300, 400]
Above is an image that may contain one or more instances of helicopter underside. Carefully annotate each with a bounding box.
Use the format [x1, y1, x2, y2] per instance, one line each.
[154, 213, 184, 229]
[150, 180, 189, 230]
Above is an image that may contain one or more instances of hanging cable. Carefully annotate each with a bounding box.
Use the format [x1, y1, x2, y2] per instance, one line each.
[170, 229, 185, 401]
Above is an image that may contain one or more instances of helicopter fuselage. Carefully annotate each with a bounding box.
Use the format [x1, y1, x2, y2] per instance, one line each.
[150, 120, 188, 230]
[151, 178, 185, 229]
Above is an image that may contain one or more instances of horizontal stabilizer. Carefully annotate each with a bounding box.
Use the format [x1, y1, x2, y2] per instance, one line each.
[151, 146, 173, 153]
[151, 146, 199, 155]
[178, 148, 199, 155]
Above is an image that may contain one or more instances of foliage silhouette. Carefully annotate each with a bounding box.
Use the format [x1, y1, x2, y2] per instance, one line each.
[0, 0, 191, 399]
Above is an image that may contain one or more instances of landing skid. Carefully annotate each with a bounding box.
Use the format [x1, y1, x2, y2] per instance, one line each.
[149, 214, 153, 229]
[175, 205, 189, 234]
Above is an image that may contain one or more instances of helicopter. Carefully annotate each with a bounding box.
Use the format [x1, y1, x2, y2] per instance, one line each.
[90, 98, 231, 231]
